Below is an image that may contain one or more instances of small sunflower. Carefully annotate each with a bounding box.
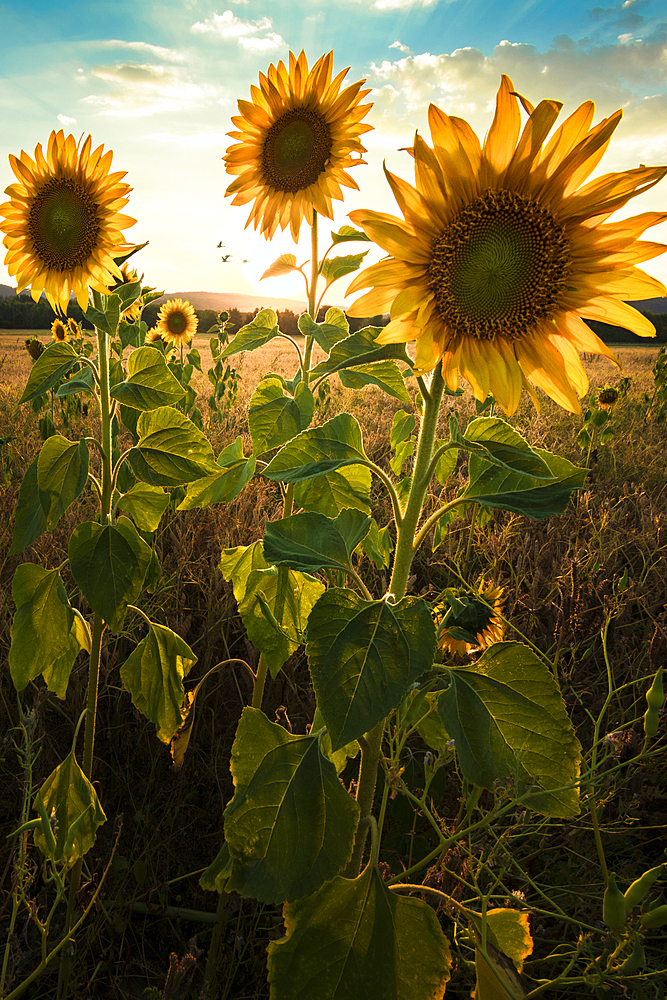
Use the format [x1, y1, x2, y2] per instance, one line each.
[0, 130, 136, 313]
[67, 317, 82, 338]
[155, 298, 197, 346]
[224, 50, 373, 242]
[113, 263, 143, 321]
[347, 76, 667, 415]
[51, 317, 68, 342]
[25, 337, 44, 360]
[435, 582, 504, 657]
[596, 385, 620, 410]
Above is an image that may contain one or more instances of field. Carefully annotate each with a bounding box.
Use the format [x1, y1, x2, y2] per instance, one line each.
[1, 332, 666, 999]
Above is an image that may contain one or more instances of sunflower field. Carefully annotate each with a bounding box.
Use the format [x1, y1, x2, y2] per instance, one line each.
[1, 49, 667, 1000]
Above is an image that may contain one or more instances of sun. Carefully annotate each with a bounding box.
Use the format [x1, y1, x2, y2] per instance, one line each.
[224, 50, 373, 242]
[347, 76, 667, 415]
[0, 130, 136, 314]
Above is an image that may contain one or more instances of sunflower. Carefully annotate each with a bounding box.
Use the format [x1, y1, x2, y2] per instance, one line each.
[67, 317, 82, 338]
[224, 50, 373, 242]
[347, 76, 667, 415]
[155, 298, 197, 346]
[113, 263, 143, 322]
[435, 582, 504, 657]
[51, 317, 68, 342]
[596, 385, 620, 410]
[0, 130, 136, 314]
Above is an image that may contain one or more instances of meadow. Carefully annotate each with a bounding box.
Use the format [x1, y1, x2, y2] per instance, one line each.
[1, 329, 665, 1000]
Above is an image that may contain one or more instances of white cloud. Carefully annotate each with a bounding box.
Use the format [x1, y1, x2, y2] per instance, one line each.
[98, 40, 184, 63]
[238, 32, 285, 52]
[57, 113, 77, 125]
[191, 10, 270, 39]
[85, 63, 217, 116]
[390, 40, 412, 54]
[374, 0, 438, 8]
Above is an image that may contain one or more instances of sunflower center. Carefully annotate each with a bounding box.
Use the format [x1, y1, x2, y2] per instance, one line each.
[166, 311, 188, 335]
[28, 177, 101, 273]
[262, 107, 332, 193]
[428, 188, 570, 341]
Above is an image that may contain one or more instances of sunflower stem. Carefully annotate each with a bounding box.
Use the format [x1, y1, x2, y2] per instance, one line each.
[58, 293, 114, 1000]
[302, 211, 319, 383]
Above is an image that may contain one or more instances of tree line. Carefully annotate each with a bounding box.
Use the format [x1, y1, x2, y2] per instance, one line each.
[0, 292, 663, 342]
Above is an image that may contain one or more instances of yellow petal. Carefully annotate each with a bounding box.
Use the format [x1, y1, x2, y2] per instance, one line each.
[482, 75, 521, 179]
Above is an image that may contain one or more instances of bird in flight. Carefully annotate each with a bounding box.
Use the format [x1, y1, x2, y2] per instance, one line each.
[216, 241, 225, 248]
[221, 254, 232, 262]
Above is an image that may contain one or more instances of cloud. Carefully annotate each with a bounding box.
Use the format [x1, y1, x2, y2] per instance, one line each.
[85, 63, 217, 116]
[390, 40, 412, 54]
[57, 113, 77, 125]
[98, 40, 184, 63]
[190, 9, 283, 49]
[374, 0, 438, 7]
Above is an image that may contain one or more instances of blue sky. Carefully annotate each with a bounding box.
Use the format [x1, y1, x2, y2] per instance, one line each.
[1, 0, 666, 304]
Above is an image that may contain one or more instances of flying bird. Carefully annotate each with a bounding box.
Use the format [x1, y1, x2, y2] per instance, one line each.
[221, 254, 232, 262]
[216, 241, 225, 248]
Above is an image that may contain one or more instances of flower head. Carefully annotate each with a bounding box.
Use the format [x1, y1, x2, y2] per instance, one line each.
[224, 50, 372, 242]
[113, 263, 143, 321]
[25, 337, 44, 360]
[51, 317, 68, 342]
[0, 131, 136, 314]
[435, 581, 504, 656]
[596, 385, 620, 409]
[67, 317, 82, 338]
[347, 76, 667, 415]
[155, 298, 197, 346]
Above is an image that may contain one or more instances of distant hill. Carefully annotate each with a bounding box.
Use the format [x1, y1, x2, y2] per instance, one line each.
[149, 289, 332, 314]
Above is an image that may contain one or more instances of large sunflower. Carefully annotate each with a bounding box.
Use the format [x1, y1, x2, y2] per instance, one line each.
[0, 130, 135, 314]
[224, 50, 373, 242]
[155, 298, 198, 347]
[347, 76, 667, 414]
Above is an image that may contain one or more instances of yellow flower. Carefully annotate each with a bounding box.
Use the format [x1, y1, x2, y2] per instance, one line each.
[224, 50, 372, 242]
[67, 317, 82, 338]
[596, 385, 619, 410]
[51, 317, 69, 342]
[0, 130, 136, 314]
[347, 76, 667, 415]
[155, 298, 197, 346]
[435, 582, 504, 657]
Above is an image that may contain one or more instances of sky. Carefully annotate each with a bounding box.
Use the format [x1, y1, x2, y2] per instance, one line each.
[1, 0, 666, 308]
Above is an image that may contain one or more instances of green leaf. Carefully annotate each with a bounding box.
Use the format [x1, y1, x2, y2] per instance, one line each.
[330, 225, 372, 245]
[433, 439, 458, 485]
[84, 293, 121, 336]
[55, 366, 95, 397]
[320, 252, 368, 286]
[220, 541, 325, 678]
[128, 406, 219, 487]
[438, 642, 581, 816]
[9, 565, 77, 693]
[115, 280, 142, 309]
[461, 449, 587, 520]
[267, 863, 452, 1000]
[340, 360, 412, 402]
[68, 516, 153, 630]
[119, 319, 147, 351]
[177, 436, 256, 510]
[33, 751, 106, 866]
[264, 510, 370, 575]
[390, 438, 414, 477]
[358, 518, 394, 569]
[468, 909, 533, 974]
[9, 456, 48, 555]
[200, 841, 233, 893]
[19, 342, 79, 404]
[120, 622, 197, 742]
[311, 327, 411, 378]
[221, 308, 279, 358]
[294, 464, 372, 517]
[37, 436, 89, 530]
[264, 412, 367, 483]
[298, 308, 349, 352]
[312, 707, 360, 775]
[110, 346, 186, 411]
[260, 253, 300, 280]
[224, 707, 359, 903]
[306, 590, 437, 751]
[249, 377, 315, 456]
[463, 417, 552, 478]
[116, 483, 170, 531]
[391, 410, 415, 450]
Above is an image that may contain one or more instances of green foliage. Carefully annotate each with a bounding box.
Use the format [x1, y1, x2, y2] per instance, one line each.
[224, 707, 359, 902]
[32, 751, 106, 866]
[267, 863, 452, 1000]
